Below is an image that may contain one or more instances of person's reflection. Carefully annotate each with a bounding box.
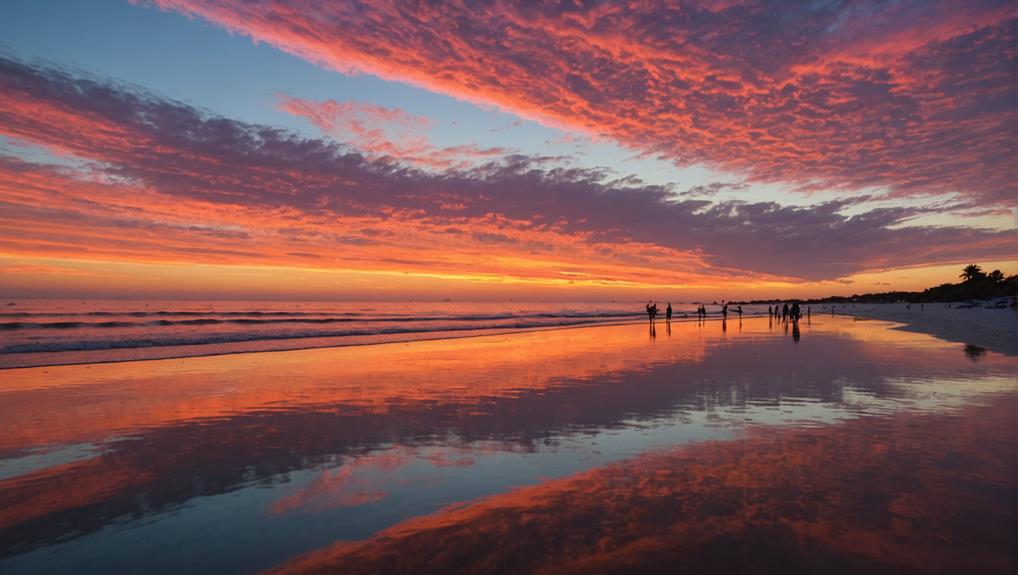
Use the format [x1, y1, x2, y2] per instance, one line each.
[721, 317, 727, 333]
[792, 319, 801, 343]
[649, 322, 657, 339]
[666, 321, 671, 336]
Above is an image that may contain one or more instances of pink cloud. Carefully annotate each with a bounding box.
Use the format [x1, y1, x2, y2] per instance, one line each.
[278, 95, 513, 170]
[147, 0, 1016, 205]
[0, 54, 1014, 285]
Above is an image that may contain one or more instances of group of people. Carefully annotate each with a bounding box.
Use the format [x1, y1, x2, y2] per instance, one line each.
[768, 302, 808, 322]
[645, 301, 674, 323]
[646, 301, 749, 323]
[718, 302, 743, 319]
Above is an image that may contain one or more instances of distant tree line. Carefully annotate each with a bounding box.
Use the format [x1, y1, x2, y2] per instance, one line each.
[740, 265, 1017, 304]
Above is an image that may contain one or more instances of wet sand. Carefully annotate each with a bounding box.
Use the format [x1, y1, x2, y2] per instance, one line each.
[1, 316, 1015, 574]
[835, 303, 1017, 356]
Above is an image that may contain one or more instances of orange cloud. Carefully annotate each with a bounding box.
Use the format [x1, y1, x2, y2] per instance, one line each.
[0, 54, 1014, 298]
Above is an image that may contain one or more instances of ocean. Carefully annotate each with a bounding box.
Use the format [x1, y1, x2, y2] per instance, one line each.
[0, 299, 765, 368]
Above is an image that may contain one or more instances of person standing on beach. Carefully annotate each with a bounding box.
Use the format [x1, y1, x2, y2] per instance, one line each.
[737, 305, 743, 320]
[782, 303, 789, 322]
[722, 303, 728, 319]
[666, 302, 673, 322]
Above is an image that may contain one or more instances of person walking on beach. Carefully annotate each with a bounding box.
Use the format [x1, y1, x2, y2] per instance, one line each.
[737, 305, 743, 320]
[782, 303, 789, 322]
[666, 302, 673, 322]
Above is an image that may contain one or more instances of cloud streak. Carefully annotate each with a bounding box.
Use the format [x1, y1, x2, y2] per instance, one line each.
[147, 0, 1017, 206]
[277, 96, 513, 170]
[0, 54, 1013, 291]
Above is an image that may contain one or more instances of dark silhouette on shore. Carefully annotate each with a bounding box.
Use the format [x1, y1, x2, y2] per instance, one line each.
[666, 302, 672, 322]
[738, 265, 1017, 305]
[645, 301, 658, 324]
[963, 344, 986, 361]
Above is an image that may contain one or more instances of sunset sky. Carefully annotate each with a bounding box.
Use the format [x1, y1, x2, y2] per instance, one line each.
[1, 0, 1015, 300]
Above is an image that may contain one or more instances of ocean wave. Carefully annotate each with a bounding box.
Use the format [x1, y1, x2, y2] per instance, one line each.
[0, 317, 633, 354]
[0, 310, 365, 319]
[0, 310, 642, 331]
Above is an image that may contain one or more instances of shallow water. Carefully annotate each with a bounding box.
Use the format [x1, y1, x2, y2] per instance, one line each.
[2, 299, 742, 368]
[0, 316, 1015, 574]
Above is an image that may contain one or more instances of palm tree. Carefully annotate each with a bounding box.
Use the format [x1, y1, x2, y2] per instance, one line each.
[987, 269, 1005, 284]
[959, 264, 984, 282]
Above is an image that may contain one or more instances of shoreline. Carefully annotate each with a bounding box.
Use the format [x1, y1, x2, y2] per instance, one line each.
[837, 303, 1016, 356]
[4, 304, 1012, 371]
[0, 318, 650, 371]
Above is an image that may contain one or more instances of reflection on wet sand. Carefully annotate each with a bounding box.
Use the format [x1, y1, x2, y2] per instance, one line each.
[268, 395, 1018, 575]
[0, 317, 1015, 571]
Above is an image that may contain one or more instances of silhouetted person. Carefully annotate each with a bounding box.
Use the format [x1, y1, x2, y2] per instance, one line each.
[722, 303, 728, 320]
[807, 306, 811, 319]
[782, 303, 789, 322]
[737, 305, 743, 319]
[666, 302, 672, 322]
[646, 301, 658, 324]
[791, 302, 800, 321]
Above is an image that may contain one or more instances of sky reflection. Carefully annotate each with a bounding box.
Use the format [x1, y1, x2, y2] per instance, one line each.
[0, 317, 1014, 574]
